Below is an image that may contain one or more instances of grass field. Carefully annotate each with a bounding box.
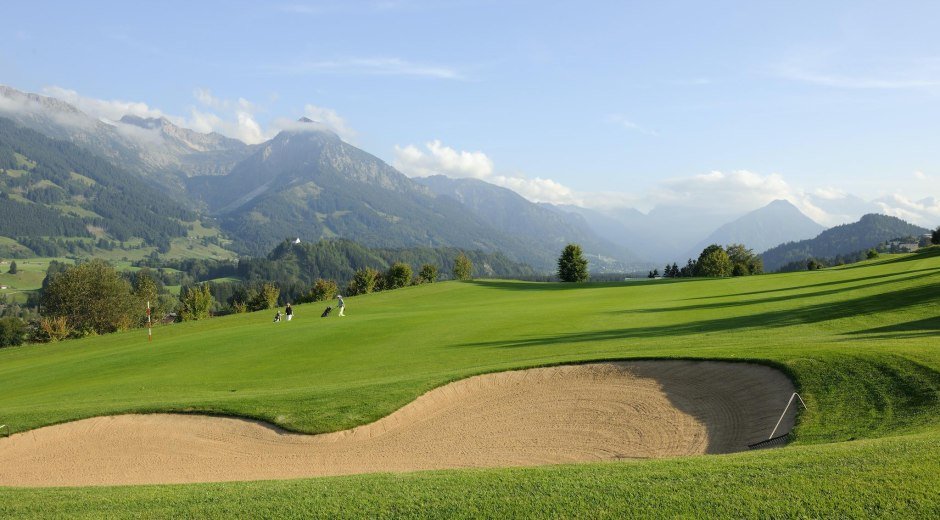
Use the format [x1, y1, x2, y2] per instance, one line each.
[1, 248, 939, 517]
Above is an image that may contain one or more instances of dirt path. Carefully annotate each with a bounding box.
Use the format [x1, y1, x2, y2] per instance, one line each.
[0, 361, 796, 487]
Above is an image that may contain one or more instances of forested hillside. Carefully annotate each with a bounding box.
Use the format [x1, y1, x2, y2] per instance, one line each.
[760, 213, 929, 271]
[0, 118, 195, 251]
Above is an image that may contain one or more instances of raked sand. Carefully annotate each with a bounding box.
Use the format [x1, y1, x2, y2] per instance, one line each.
[0, 361, 796, 487]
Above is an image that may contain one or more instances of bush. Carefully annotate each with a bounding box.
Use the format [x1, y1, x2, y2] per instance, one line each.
[351, 267, 380, 295]
[867, 249, 879, 259]
[30, 316, 71, 343]
[309, 279, 339, 302]
[0, 316, 26, 347]
[386, 262, 413, 289]
[418, 264, 438, 284]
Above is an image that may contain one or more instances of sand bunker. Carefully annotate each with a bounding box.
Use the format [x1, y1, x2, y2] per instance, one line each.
[0, 361, 796, 487]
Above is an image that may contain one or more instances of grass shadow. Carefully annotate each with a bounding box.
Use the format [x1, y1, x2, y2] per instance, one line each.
[459, 281, 940, 349]
[625, 270, 940, 315]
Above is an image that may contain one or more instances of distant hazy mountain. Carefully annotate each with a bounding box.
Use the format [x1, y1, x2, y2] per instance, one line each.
[0, 86, 250, 193]
[687, 199, 825, 257]
[553, 203, 740, 264]
[760, 214, 929, 272]
[186, 123, 550, 264]
[418, 175, 646, 271]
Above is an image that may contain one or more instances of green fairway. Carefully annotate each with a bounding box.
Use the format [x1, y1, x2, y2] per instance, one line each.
[1, 248, 939, 517]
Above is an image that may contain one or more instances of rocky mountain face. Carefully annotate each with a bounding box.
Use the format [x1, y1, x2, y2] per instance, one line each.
[0, 86, 250, 194]
[418, 175, 646, 271]
[118, 115, 253, 178]
[685, 199, 826, 257]
[186, 124, 544, 262]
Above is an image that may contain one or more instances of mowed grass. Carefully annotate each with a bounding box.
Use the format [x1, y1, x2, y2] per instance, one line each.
[1, 248, 939, 517]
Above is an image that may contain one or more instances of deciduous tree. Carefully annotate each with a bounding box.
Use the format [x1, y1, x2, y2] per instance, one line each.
[179, 284, 214, 321]
[387, 262, 413, 289]
[41, 259, 138, 335]
[453, 253, 473, 281]
[695, 245, 733, 277]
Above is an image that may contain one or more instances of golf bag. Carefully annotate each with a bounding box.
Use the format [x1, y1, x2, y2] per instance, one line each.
[321, 306, 332, 318]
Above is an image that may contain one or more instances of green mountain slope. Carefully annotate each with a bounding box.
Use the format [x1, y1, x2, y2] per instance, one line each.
[418, 175, 646, 271]
[761, 213, 929, 271]
[0, 118, 195, 248]
[187, 126, 544, 265]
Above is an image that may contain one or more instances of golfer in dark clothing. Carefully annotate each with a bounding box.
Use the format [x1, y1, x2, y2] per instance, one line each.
[286, 303, 293, 321]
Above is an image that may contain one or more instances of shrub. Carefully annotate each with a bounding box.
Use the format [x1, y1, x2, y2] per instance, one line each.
[386, 262, 413, 289]
[0, 316, 26, 347]
[352, 267, 380, 295]
[31, 316, 71, 343]
[418, 264, 438, 284]
[309, 279, 339, 302]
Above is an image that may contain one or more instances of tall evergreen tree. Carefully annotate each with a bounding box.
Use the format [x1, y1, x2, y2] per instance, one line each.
[557, 244, 589, 282]
[7, 260, 16, 274]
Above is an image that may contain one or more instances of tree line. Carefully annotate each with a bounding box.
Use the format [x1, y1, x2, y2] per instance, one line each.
[651, 244, 763, 278]
[0, 247, 480, 347]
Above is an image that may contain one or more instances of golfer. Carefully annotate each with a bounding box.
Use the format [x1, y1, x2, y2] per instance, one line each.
[337, 295, 345, 316]
[286, 303, 293, 321]
[273, 310, 281, 323]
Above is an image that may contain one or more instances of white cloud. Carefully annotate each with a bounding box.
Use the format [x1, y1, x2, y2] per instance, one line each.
[393, 140, 493, 179]
[873, 194, 940, 228]
[301, 104, 356, 141]
[41, 86, 168, 122]
[393, 140, 591, 204]
[34, 85, 356, 145]
[654, 170, 791, 210]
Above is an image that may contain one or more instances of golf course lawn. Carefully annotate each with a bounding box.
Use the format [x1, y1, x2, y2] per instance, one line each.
[1, 247, 938, 518]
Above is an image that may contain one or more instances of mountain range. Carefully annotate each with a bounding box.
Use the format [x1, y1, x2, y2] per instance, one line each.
[0, 86, 646, 270]
[1, 84, 933, 273]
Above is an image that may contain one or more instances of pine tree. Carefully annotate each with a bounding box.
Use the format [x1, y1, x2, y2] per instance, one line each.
[7, 260, 16, 274]
[557, 244, 589, 282]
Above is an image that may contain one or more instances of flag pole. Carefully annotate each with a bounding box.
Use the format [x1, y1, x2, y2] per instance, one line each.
[147, 300, 152, 343]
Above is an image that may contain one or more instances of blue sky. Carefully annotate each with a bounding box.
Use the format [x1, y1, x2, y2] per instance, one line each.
[2, 1, 939, 226]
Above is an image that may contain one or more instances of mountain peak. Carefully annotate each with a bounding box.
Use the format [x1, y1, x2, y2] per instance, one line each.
[297, 116, 316, 123]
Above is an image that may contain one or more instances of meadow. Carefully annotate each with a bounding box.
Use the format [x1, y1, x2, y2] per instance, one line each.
[0, 248, 938, 518]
